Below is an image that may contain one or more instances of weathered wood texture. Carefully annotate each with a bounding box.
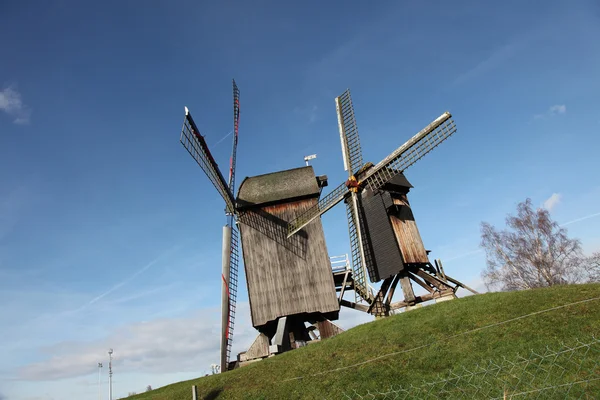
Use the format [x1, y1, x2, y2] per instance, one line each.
[360, 190, 405, 282]
[316, 319, 344, 339]
[390, 194, 429, 264]
[239, 198, 339, 328]
[239, 333, 270, 362]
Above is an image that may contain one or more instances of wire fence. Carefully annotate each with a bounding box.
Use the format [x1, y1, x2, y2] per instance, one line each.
[342, 337, 600, 399]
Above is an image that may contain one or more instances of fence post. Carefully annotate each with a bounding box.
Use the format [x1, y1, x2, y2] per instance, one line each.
[192, 385, 197, 400]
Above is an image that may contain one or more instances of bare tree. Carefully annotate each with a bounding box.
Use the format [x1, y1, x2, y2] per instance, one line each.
[480, 198, 584, 291]
[146, 385, 152, 392]
[587, 252, 600, 283]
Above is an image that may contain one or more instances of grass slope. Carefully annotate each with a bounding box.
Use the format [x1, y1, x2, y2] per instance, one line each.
[131, 284, 600, 399]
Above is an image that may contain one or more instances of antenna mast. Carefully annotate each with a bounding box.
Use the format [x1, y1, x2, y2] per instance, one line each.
[108, 349, 113, 400]
[304, 154, 317, 166]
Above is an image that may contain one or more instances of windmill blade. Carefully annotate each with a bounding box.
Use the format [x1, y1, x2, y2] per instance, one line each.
[362, 112, 456, 191]
[346, 193, 373, 304]
[220, 80, 241, 372]
[220, 223, 240, 372]
[180, 107, 236, 214]
[335, 89, 364, 177]
[228, 80, 240, 195]
[286, 181, 350, 238]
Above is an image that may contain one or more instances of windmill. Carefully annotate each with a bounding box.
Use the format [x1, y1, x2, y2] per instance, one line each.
[287, 89, 478, 316]
[179, 81, 343, 371]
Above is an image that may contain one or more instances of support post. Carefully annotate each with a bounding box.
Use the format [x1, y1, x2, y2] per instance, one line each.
[192, 385, 198, 400]
[221, 225, 232, 373]
[108, 349, 113, 400]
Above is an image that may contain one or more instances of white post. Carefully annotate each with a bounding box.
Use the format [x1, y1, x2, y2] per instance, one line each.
[97, 363, 102, 400]
[108, 349, 113, 400]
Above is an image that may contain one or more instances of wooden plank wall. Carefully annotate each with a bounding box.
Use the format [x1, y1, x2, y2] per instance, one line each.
[390, 194, 429, 264]
[239, 198, 339, 328]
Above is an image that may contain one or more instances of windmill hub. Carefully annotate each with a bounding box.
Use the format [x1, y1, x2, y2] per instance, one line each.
[345, 176, 361, 192]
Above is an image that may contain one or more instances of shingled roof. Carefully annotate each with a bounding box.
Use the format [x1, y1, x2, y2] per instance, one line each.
[237, 166, 320, 209]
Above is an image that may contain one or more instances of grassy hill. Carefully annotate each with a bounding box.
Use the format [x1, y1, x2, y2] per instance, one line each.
[130, 284, 600, 399]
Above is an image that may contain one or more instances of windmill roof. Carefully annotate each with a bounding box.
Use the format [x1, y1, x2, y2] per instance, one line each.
[237, 166, 320, 209]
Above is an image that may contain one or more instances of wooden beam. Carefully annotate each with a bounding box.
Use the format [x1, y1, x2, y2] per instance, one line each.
[399, 271, 416, 304]
[414, 269, 452, 291]
[436, 259, 448, 282]
[338, 270, 350, 303]
[385, 274, 401, 306]
[445, 274, 479, 294]
[389, 300, 408, 310]
[340, 299, 370, 313]
[408, 271, 435, 293]
[368, 276, 394, 316]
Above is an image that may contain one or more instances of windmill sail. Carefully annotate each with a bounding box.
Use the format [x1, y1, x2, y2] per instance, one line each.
[335, 89, 364, 176]
[336, 89, 372, 303]
[363, 112, 456, 191]
[221, 80, 241, 372]
[180, 108, 236, 214]
[221, 223, 240, 372]
[346, 196, 374, 304]
[286, 181, 349, 237]
[228, 79, 240, 194]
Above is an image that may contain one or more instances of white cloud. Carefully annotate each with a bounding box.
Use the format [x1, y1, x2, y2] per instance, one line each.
[14, 294, 379, 383]
[453, 42, 521, 86]
[543, 192, 562, 211]
[534, 104, 567, 120]
[294, 104, 319, 124]
[16, 302, 256, 381]
[549, 104, 566, 115]
[0, 86, 31, 125]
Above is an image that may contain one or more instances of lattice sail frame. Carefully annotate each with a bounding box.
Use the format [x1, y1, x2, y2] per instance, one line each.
[336, 89, 371, 304]
[224, 224, 240, 365]
[336, 89, 364, 176]
[223, 80, 241, 369]
[286, 111, 457, 238]
[180, 108, 236, 214]
[362, 112, 456, 191]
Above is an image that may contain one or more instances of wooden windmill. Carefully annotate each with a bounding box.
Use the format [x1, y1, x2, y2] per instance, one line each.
[179, 81, 343, 371]
[286, 89, 478, 316]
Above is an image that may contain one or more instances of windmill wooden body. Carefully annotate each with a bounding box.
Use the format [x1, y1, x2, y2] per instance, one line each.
[287, 89, 478, 316]
[179, 81, 343, 372]
[236, 166, 339, 336]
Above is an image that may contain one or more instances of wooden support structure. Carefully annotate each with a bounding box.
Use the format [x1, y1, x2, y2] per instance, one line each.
[335, 259, 477, 315]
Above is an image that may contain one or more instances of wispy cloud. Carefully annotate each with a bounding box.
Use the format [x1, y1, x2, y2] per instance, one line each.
[0, 86, 31, 125]
[294, 104, 318, 124]
[0, 184, 33, 241]
[210, 130, 233, 148]
[534, 104, 567, 120]
[543, 192, 562, 211]
[561, 211, 600, 227]
[74, 243, 188, 313]
[16, 302, 256, 381]
[443, 249, 484, 262]
[453, 42, 522, 86]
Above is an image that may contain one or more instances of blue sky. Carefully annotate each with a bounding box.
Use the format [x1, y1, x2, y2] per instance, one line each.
[1, 0, 600, 398]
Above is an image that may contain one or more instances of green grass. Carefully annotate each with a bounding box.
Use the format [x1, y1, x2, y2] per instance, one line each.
[130, 283, 600, 399]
